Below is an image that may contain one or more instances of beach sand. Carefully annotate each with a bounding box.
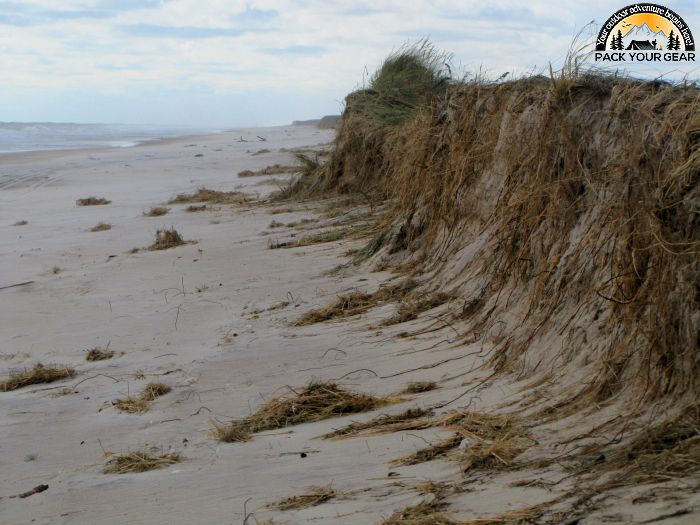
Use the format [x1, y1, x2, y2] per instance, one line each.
[1, 127, 697, 525]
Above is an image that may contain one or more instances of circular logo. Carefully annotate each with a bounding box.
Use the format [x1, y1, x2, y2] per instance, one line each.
[596, 3, 694, 52]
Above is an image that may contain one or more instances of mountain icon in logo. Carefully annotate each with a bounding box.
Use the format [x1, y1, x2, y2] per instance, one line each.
[622, 22, 667, 49]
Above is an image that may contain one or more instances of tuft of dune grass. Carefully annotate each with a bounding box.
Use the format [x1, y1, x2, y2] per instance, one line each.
[148, 227, 189, 250]
[0, 363, 75, 392]
[144, 207, 169, 217]
[238, 164, 299, 177]
[168, 187, 246, 205]
[293, 280, 417, 325]
[104, 449, 181, 474]
[86, 347, 115, 361]
[270, 485, 336, 510]
[76, 197, 111, 206]
[213, 381, 389, 442]
[115, 382, 171, 413]
[89, 222, 112, 232]
[403, 381, 437, 394]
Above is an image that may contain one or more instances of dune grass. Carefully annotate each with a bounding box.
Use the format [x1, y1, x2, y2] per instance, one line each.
[144, 207, 169, 217]
[270, 485, 336, 510]
[85, 347, 115, 361]
[0, 363, 75, 392]
[148, 227, 189, 250]
[238, 164, 298, 177]
[213, 381, 389, 442]
[104, 450, 181, 474]
[76, 197, 111, 206]
[89, 222, 112, 232]
[293, 280, 416, 325]
[115, 382, 171, 413]
[168, 187, 246, 205]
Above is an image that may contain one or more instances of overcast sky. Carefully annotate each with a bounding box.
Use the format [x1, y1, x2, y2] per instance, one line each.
[1, 1, 698, 127]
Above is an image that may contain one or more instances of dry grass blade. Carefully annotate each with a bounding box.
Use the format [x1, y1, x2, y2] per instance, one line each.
[213, 381, 389, 442]
[76, 197, 111, 206]
[104, 450, 181, 474]
[168, 187, 246, 205]
[85, 347, 115, 361]
[271, 486, 335, 510]
[89, 222, 111, 232]
[144, 207, 169, 217]
[324, 407, 433, 439]
[148, 227, 189, 250]
[115, 382, 171, 413]
[0, 363, 76, 392]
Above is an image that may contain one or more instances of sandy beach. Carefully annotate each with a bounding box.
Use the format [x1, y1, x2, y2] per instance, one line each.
[1, 125, 697, 525]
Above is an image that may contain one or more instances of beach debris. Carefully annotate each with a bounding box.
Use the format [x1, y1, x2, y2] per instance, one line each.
[0, 363, 76, 392]
[89, 222, 111, 232]
[76, 197, 111, 206]
[0, 280, 35, 291]
[104, 449, 181, 474]
[143, 207, 169, 217]
[270, 485, 335, 510]
[185, 204, 207, 212]
[213, 381, 389, 442]
[194, 153, 204, 157]
[12, 220, 28, 226]
[9, 484, 49, 499]
[114, 382, 171, 413]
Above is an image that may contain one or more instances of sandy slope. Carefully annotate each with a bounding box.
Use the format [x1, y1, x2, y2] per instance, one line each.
[0, 127, 697, 525]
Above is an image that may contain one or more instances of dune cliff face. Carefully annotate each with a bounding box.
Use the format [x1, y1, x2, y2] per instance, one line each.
[322, 74, 699, 409]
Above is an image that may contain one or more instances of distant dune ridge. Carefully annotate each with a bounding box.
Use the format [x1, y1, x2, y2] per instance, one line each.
[292, 115, 341, 129]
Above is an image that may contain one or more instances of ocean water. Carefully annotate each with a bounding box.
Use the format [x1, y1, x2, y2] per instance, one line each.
[0, 122, 215, 155]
